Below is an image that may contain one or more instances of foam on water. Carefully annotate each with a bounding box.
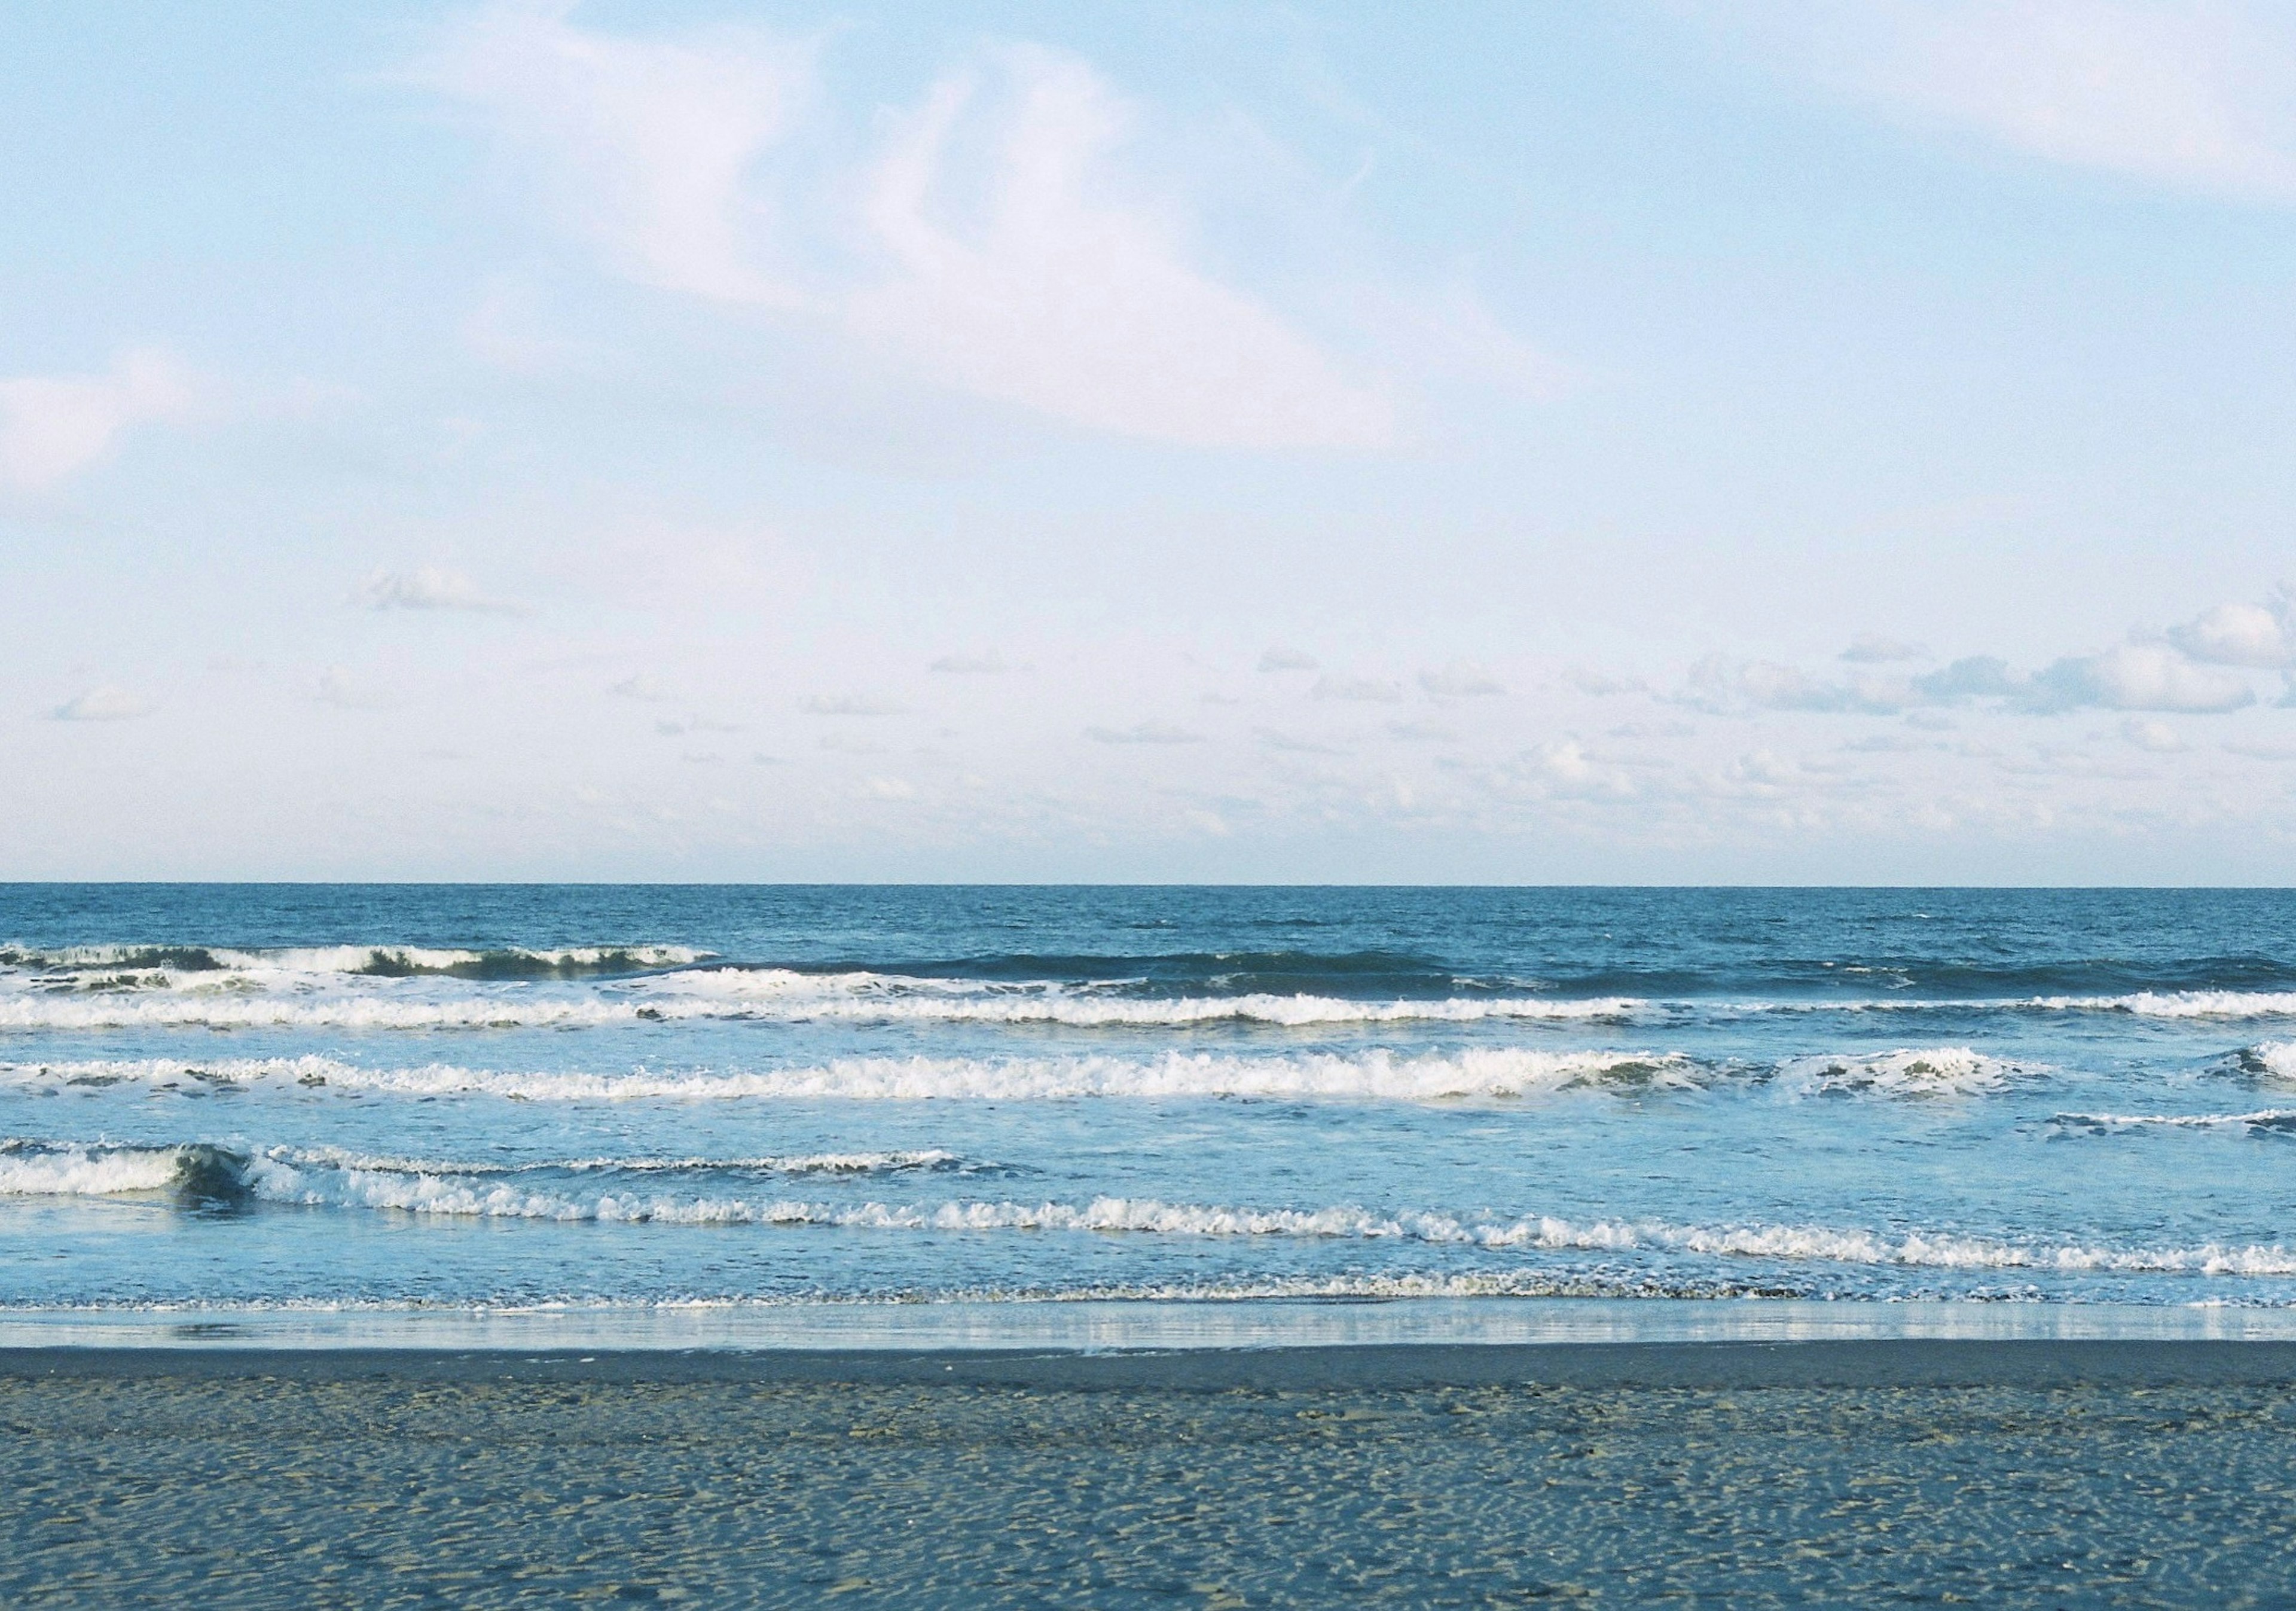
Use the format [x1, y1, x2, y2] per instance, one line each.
[1, 1048, 1696, 1102]
[15, 1143, 2294, 1280]
[1773, 1046, 2037, 1096]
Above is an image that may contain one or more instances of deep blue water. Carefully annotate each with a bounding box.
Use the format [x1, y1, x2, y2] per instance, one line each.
[4, 884, 2296, 1315]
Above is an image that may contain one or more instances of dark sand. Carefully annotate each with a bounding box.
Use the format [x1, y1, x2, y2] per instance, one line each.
[5, 1341, 2295, 1607]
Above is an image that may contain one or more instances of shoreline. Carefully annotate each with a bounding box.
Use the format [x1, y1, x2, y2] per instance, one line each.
[8, 1335, 2296, 1388]
[5, 1294, 2296, 1353]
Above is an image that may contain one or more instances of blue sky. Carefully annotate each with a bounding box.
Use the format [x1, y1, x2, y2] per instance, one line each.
[6, 1, 2296, 881]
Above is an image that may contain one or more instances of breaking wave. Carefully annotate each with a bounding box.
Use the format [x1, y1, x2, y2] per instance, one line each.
[0, 1048, 1696, 1102]
[1774, 1047, 2038, 1096]
[0, 969, 1648, 1031]
[7, 1145, 2291, 1280]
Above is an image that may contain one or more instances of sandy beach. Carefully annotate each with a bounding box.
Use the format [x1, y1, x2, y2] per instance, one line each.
[5, 1339, 2294, 1607]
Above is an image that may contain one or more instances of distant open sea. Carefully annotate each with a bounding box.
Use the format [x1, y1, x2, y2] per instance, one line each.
[6, 884, 2296, 1329]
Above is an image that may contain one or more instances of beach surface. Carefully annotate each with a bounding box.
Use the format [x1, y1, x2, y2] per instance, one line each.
[5, 1339, 2295, 1607]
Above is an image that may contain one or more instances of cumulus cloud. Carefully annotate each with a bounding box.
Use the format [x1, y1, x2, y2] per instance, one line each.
[1686, 636, 2263, 718]
[425, 13, 1390, 448]
[1086, 720, 1204, 744]
[1257, 646, 1318, 672]
[50, 686, 153, 722]
[1681, 655, 1907, 715]
[356, 566, 519, 613]
[0, 350, 191, 492]
[2023, 644, 2255, 713]
[2170, 593, 2296, 667]
[1694, 1, 2296, 205]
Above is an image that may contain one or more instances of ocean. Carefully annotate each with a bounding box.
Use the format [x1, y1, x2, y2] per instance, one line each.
[5, 884, 2296, 1325]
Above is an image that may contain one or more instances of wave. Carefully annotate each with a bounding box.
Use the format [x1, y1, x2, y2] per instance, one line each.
[0, 1048, 1696, 1102]
[0, 1140, 975, 1206]
[8, 1148, 2291, 1279]
[2022, 990, 2296, 1020]
[2053, 1109, 2296, 1136]
[0, 942, 707, 986]
[0, 970, 1648, 1031]
[1773, 1047, 2038, 1096]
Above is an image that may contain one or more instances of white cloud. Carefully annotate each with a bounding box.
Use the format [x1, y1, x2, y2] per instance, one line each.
[1086, 720, 1204, 744]
[1257, 646, 1318, 672]
[848, 48, 1393, 450]
[422, 1, 807, 304]
[426, 14, 1390, 448]
[802, 694, 907, 716]
[2026, 643, 2255, 713]
[2170, 595, 2296, 666]
[0, 350, 191, 492]
[1681, 655, 1907, 715]
[50, 686, 153, 722]
[1698, 2, 2296, 204]
[356, 565, 519, 613]
[856, 776, 918, 801]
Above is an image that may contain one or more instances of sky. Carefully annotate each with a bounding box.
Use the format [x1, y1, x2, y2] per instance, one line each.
[5, 1, 2296, 883]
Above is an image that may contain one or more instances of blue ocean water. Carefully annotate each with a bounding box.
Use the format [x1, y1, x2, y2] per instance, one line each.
[4, 884, 2296, 1318]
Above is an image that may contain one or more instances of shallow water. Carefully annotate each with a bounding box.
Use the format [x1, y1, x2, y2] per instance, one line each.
[5, 884, 2296, 1316]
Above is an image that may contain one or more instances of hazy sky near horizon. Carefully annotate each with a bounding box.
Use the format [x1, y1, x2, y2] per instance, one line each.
[7, 1, 2296, 881]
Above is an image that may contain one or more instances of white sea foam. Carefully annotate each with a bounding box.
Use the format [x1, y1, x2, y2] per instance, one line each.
[2025, 990, 2296, 1019]
[0, 1142, 187, 1197]
[7, 1140, 2288, 1281]
[1773, 1046, 2037, 1096]
[0, 967, 1648, 1030]
[164, 1165, 2296, 1276]
[0, 1048, 1694, 1103]
[2246, 1041, 2296, 1081]
[2054, 1109, 2296, 1133]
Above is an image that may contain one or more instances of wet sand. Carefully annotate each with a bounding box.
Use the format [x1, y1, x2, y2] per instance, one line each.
[5, 1341, 2295, 1606]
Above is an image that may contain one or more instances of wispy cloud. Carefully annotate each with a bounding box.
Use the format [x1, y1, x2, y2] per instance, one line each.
[2170, 591, 2296, 667]
[422, 9, 1393, 448]
[1693, 2, 2296, 204]
[420, 2, 809, 304]
[0, 350, 191, 492]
